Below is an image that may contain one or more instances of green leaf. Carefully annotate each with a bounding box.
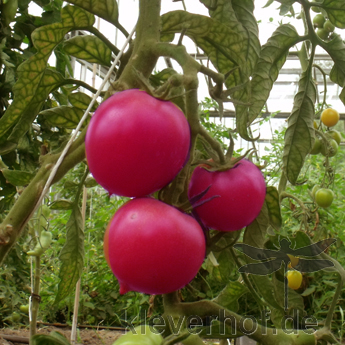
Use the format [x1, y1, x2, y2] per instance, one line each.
[6, 69, 65, 144]
[323, 0, 345, 28]
[250, 275, 284, 311]
[31, 334, 70, 345]
[84, 176, 98, 188]
[55, 205, 84, 304]
[322, 34, 345, 87]
[49, 199, 74, 210]
[206, 0, 261, 140]
[265, 186, 282, 230]
[248, 24, 301, 124]
[282, 72, 316, 184]
[340, 87, 345, 106]
[64, 0, 118, 25]
[39, 106, 87, 129]
[63, 35, 112, 66]
[68, 92, 98, 111]
[1, 169, 34, 186]
[213, 281, 248, 312]
[161, 10, 251, 87]
[50, 332, 71, 345]
[243, 202, 269, 248]
[301, 285, 316, 296]
[0, 5, 95, 152]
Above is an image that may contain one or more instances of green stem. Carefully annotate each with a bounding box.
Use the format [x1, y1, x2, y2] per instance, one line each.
[62, 79, 100, 94]
[29, 256, 41, 342]
[88, 26, 120, 54]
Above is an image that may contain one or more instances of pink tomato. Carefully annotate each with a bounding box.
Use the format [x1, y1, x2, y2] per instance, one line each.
[188, 159, 266, 231]
[85, 89, 191, 197]
[105, 198, 206, 295]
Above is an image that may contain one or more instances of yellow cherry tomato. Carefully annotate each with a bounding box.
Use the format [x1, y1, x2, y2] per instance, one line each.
[286, 270, 303, 290]
[321, 108, 340, 127]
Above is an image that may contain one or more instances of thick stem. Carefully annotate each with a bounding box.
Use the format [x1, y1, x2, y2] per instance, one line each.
[29, 256, 41, 342]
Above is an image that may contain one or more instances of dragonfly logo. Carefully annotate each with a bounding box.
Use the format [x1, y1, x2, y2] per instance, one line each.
[234, 238, 336, 310]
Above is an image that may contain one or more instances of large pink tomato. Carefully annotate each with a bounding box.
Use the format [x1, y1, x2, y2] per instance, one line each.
[188, 159, 266, 232]
[105, 198, 206, 295]
[85, 89, 191, 197]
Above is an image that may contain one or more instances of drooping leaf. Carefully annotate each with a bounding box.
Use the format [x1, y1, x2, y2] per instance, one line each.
[0, 5, 95, 153]
[323, 0, 345, 28]
[243, 202, 269, 248]
[49, 199, 74, 210]
[68, 92, 98, 111]
[1, 169, 34, 186]
[213, 281, 248, 312]
[265, 186, 282, 230]
[248, 24, 301, 124]
[55, 205, 84, 304]
[50, 332, 72, 345]
[39, 106, 88, 129]
[200, 0, 261, 140]
[322, 34, 345, 87]
[64, 0, 118, 26]
[63, 35, 112, 66]
[282, 72, 316, 184]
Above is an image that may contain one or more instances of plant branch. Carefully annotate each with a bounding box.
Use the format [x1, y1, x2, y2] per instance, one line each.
[88, 26, 120, 54]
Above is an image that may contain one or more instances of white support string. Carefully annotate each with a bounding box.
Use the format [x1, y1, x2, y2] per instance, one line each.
[27, 25, 136, 223]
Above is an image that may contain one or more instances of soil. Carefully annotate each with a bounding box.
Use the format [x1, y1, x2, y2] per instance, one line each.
[0, 325, 124, 345]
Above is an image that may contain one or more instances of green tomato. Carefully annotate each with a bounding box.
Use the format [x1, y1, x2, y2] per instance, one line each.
[323, 20, 335, 32]
[315, 188, 334, 208]
[11, 311, 21, 322]
[113, 326, 163, 345]
[320, 138, 338, 157]
[311, 185, 321, 199]
[19, 305, 29, 314]
[327, 130, 342, 145]
[313, 14, 326, 27]
[316, 28, 329, 40]
[309, 138, 322, 155]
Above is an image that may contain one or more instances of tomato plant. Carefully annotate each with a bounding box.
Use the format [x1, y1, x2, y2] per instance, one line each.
[105, 197, 206, 295]
[316, 28, 329, 40]
[320, 108, 340, 127]
[286, 270, 302, 290]
[188, 159, 266, 232]
[315, 188, 334, 208]
[85, 89, 191, 197]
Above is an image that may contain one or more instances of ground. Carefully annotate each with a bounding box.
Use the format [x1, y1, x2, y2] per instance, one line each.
[0, 325, 124, 345]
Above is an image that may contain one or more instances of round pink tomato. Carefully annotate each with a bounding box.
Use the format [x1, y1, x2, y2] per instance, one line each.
[85, 89, 191, 197]
[188, 159, 266, 232]
[105, 198, 206, 295]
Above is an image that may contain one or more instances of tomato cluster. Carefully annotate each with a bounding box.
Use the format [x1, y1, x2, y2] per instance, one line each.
[88, 89, 267, 295]
[87, 90, 206, 295]
[312, 13, 335, 40]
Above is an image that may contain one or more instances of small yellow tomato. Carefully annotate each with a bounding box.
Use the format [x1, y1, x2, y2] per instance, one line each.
[321, 108, 340, 127]
[286, 270, 303, 290]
